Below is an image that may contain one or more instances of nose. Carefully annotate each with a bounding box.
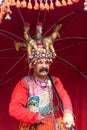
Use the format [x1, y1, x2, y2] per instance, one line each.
[42, 61, 47, 67]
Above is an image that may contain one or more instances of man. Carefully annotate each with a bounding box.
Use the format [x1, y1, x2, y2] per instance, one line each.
[9, 24, 75, 130]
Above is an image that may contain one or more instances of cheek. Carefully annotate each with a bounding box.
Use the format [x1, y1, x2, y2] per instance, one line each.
[33, 65, 40, 73]
[48, 66, 51, 72]
[47, 65, 50, 69]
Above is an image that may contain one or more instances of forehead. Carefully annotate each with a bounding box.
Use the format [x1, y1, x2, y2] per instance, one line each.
[32, 58, 53, 65]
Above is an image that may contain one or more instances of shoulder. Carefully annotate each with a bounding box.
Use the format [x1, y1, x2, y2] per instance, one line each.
[51, 76, 60, 82]
[22, 76, 31, 82]
[16, 75, 32, 89]
[22, 75, 35, 88]
[51, 76, 63, 85]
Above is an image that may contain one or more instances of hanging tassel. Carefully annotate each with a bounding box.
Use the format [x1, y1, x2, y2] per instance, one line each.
[21, 0, 27, 8]
[72, 0, 79, 3]
[67, 0, 73, 5]
[34, 0, 39, 10]
[9, 0, 16, 6]
[27, 0, 32, 9]
[5, 13, 11, 20]
[1, 4, 7, 12]
[84, 0, 87, 11]
[16, 0, 21, 8]
[40, 0, 45, 10]
[62, 0, 67, 6]
[5, 6, 12, 20]
[45, 0, 49, 10]
[0, 19, 2, 24]
[4, 0, 8, 5]
[55, 0, 62, 7]
[0, 13, 3, 24]
[50, 0, 54, 10]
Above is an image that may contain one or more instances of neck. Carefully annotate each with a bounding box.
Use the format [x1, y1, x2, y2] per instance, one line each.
[34, 74, 47, 82]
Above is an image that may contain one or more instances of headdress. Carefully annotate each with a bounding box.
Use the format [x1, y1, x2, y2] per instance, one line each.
[36, 22, 43, 34]
[25, 22, 59, 66]
[15, 23, 62, 66]
[28, 48, 54, 66]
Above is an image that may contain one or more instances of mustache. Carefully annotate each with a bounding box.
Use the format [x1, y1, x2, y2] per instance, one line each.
[39, 68, 49, 72]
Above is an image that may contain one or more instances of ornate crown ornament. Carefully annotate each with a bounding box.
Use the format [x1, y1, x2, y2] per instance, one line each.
[15, 23, 62, 65]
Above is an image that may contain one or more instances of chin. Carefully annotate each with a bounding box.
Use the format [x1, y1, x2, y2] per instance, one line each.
[40, 72, 48, 76]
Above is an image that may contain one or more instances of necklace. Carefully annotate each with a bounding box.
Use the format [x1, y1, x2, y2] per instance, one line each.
[34, 76, 48, 88]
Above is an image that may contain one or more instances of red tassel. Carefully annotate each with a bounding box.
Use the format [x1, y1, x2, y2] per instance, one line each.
[50, 1, 54, 10]
[45, 0, 49, 10]
[16, 0, 21, 8]
[34, 0, 39, 10]
[55, 0, 62, 7]
[67, 0, 73, 5]
[21, 0, 27, 8]
[40, 2, 45, 10]
[0, 13, 3, 23]
[62, 0, 67, 6]
[72, 0, 79, 3]
[27, 0, 32, 9]
[10, 0, 16, 6]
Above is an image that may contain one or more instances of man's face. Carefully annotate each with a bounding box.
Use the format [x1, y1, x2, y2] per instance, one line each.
[32, 59, 51, 78]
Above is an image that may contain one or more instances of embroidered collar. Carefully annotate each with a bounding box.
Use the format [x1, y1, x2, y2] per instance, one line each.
[33, 74, 49, 88]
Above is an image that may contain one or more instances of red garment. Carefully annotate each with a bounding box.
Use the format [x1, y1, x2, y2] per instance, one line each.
[9, 76, 73, 125]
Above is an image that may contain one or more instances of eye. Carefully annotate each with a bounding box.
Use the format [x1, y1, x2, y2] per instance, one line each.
[37, 61, 43, 64]
[45, 61, 51, 65]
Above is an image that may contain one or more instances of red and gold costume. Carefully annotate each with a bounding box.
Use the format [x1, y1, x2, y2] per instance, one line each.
[9, 75, 73, 130]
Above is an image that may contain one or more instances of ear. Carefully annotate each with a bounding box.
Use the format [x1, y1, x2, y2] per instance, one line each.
[29, 65, 33, 69]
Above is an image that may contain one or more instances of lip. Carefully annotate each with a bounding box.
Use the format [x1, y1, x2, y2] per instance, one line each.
[40, 71, 47, 73]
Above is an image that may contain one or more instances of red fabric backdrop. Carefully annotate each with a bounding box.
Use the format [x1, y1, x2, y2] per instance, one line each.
[0, 43, 87, 130]
[0, 1, 87, 130]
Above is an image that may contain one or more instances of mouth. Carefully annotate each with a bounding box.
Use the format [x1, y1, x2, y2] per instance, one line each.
[40, 71, 48, 74]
